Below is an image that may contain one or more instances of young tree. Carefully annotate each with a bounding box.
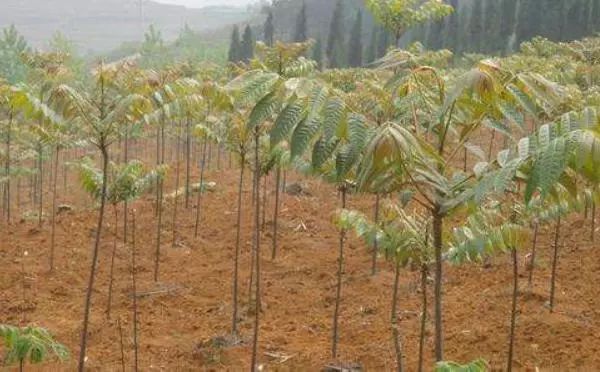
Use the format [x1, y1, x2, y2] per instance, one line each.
[140, 25, 169, 69]
[53, 61, 150, 372]
[366, 0, 454, 46]
[348, 10, 364, 67]
[293, 2, 308, 43]
[0, 25, 30, 84]
[228, 26, 242, 63]
[0, 325, 69, 371]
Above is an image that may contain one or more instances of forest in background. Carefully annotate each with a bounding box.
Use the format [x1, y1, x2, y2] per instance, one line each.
[261, 0, 600, 67]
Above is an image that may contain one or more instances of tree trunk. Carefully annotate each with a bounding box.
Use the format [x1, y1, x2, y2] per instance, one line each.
[418, 264, 428, 372]
[391, 259, 403, 372]
[194, 139, 208, 238]
[261, 175, 267, 230]
[172, 121, 182, 248]
[371, 193, 380, 275]
[507, 246, 518, 372]
[185, 115, 191, 208]
[123, 122, 129, 245]
[5, 109, 12, 223]
[153, 175, 164, 282]
[131, 209, 139, 372]
[117, 317, 126, 372]
[271, 166, 281, 260]
[232, 154, 245, 336]
[78, 144, 110, 372]
[49, 146, 60, 272]
[331, 185, 347, 359]
[37, 143, 44, 228]
[528, 222, 539, 287]
[251, 130, 262, 372]
[432, 208, 444, 361]
[549, 215, 561, 312]
[591, 200, 596, 242]
[107, 206, 119, 319]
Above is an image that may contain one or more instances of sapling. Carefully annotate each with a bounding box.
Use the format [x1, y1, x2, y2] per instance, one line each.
[0, 325, 69, 372]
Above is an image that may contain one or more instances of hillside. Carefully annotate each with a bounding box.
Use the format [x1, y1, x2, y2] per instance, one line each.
[0, 0, 254, 52]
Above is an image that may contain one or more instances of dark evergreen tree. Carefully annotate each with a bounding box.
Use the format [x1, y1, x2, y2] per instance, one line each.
[484, 0, 503, 53]
[348, 10, 363, 67]
[443, 0, 459, 52]
[326, 0, 345, 68]
[377, 26, 391, 58]
[241, 25, 255, 62]
[264, 11, 275, 47]
[228, 25, 241, 63]
[366, 26, 378, 64]
[312, 35, 324, 70]
[294, 2, 308, 42]
[468, 0, 484, 52]
[427, 18, 444, 50]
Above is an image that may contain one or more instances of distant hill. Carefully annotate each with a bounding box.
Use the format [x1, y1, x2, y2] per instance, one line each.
[0, 0, 254, 52]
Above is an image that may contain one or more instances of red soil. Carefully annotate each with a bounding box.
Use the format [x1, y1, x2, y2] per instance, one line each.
[1, 158, 599, 371]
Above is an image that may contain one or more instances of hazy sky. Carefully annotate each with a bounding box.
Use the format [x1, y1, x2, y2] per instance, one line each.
[154, 0, 256, 7]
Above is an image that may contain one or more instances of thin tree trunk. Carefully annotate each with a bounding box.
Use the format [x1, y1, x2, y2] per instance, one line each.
[507, 246, 518, 372]
[391, 259, 403, 372]
[153, 121, 166, 282]
[185, 115, 191, 208]
[271, 166, 281, 260]
[528, 222, 539, 287]
[261, 175, 267, 230]
[131, 209, 139, 372]
[549, 215, 561, 312]
[251, 130, 262, 372]
[37, 143, 43, 227]
[591, 200, 596, 242]
[107, 206, 118, 319]
[117, 317, 126, 372]
[232, 154, 245, 336]
[418, 264, 428, 372]
[331, 185, 347, 359]
[371, 193, 380, 275]
[49, 146, 60, 272]
[172, 122, 182, 248]
[78, 144, 109, 372]
[432, 208, 444, 361]
[123, 122, 129, 245]
[155, 124, 161, 217]
[153, 174, 164, 282]
[194, 139, 208, 238]
[5, 109, 12, 223]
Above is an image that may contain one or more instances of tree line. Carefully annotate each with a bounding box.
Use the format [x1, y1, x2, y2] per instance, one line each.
[227, 0, 600, 68]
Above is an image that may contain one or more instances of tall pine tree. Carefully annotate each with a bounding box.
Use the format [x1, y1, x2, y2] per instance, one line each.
[312, 36, 324, 70]
[241, 25, 255, 63]
[294, 2, 308, 42]
[228, 25, 241, 63]
[348, 10, 363, 67]
[264, 11, 275, 47]
[326, 0, 345, 68]
[366, 26, 378, 64]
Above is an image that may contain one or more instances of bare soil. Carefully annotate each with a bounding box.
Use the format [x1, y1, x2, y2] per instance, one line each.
[1, 152, 599, 371]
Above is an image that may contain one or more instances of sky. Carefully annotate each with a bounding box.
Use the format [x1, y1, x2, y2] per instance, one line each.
[154, 0, 256, 7]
